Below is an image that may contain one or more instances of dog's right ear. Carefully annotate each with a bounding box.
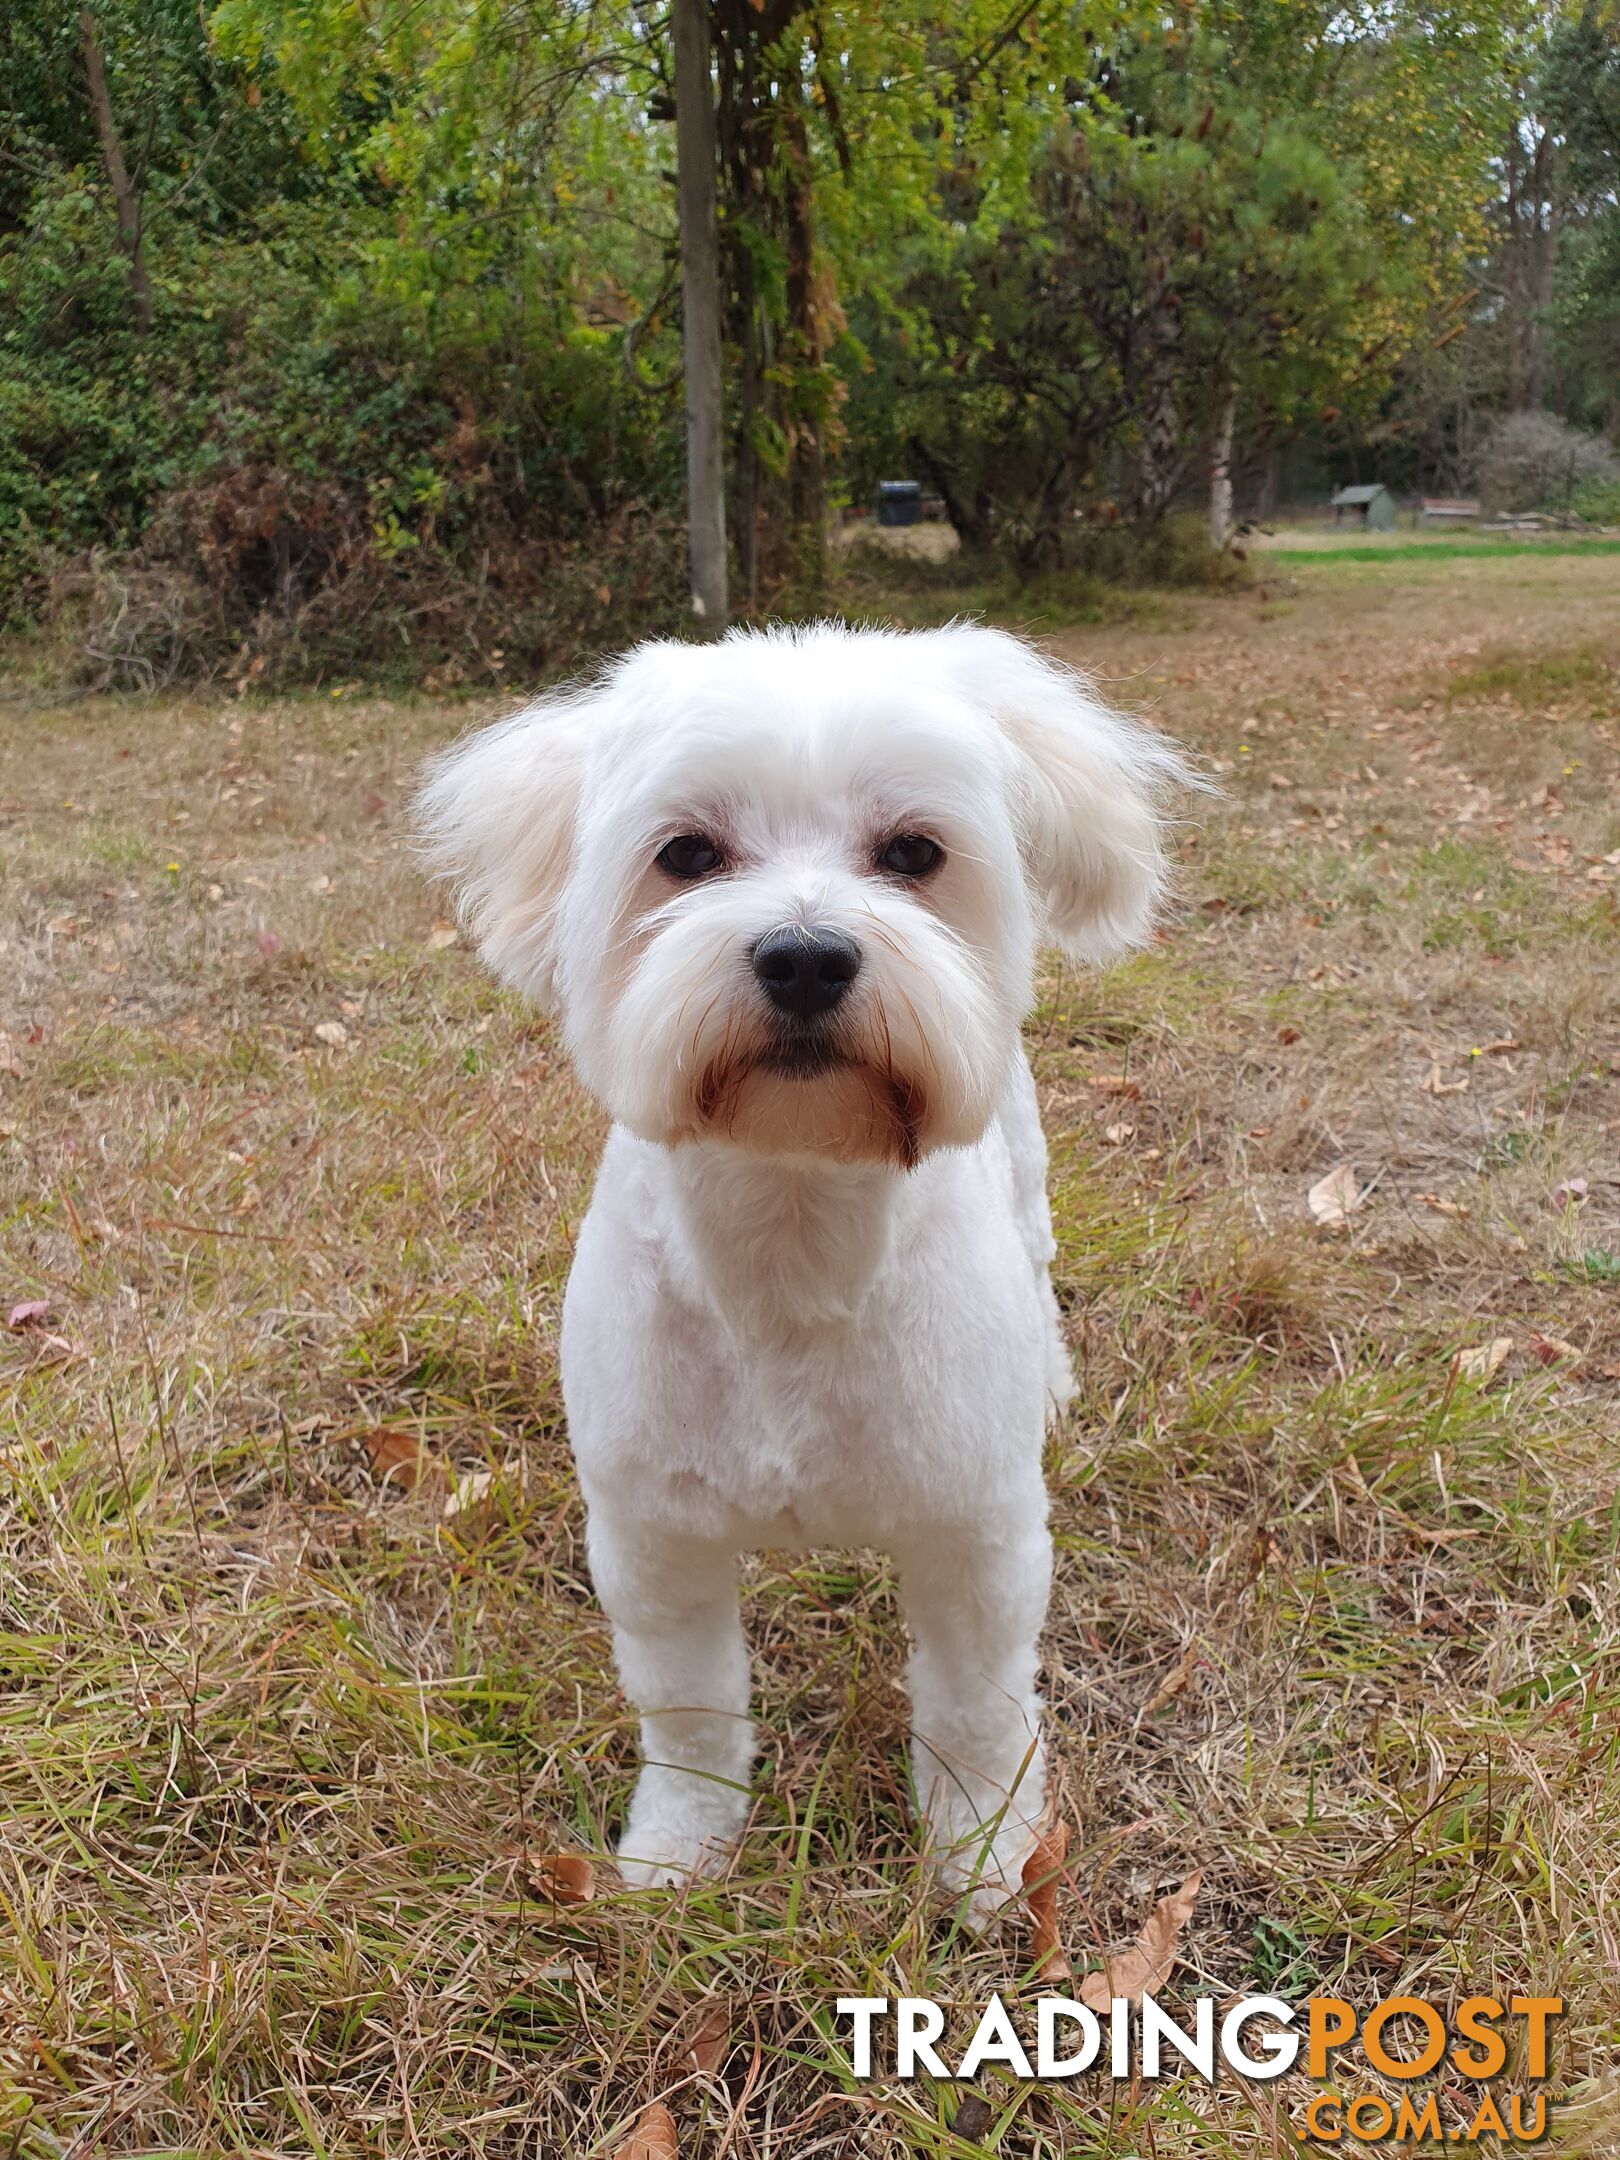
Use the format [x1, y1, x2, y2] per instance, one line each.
[414, 695, 592, 1009]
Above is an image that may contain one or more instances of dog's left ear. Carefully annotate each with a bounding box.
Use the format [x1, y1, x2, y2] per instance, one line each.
[933, 625, 1191, 962]
[414, 692, 593, 1009]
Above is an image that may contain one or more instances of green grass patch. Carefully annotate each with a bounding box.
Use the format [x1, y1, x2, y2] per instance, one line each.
[1447, 644, 1614, 704]
[1282, 537, 1620, 564]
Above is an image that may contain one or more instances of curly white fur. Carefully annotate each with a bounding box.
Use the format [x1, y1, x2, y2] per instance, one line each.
[417, 621, 1187, 1918]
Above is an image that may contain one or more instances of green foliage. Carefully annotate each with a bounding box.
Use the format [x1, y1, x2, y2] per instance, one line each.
[843, 11, 1430, 567]
[1542, 6, 1620, 432]
[1572, 478, 1620, 526]
[0, 0, 1594, 675]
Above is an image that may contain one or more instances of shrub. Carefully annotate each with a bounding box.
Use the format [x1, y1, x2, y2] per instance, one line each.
[1570, 477, 1620, 527]
[1472, 411, 1620, 514]
[1, 180, 687, 682]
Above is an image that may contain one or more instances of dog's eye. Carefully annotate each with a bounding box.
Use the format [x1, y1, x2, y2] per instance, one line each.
[878, 833, 943, 879]
[656, 832, 724, 880]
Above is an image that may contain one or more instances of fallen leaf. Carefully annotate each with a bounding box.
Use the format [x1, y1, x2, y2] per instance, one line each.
[685, 2001, 729, 2075]
[1553, 1178, 1589, 1208]
[1529, 1334, 1582, 1367]
[952, 2094, 994, 2142]
[526, 1851, 595, 1905]
[0, 1036, 21, 1079]
[1453, 1338, 1513, 1383]
[1307, 1164, 1364, 1228]
[1416, 1193, 1471, 1220]
[307, 873, 334, 896]
[1077, 1871, 1203, 2011]
[1088, 1074, 1141, 1099]
[1481, 1037, 1521, 1054]
[444, 1466, 495, 1518]
[1021, 1815, 1071, 1984]
[1419, 1063, 1469, 1096]
[1276, 1025, 1302, 1045]
[312, 1020, 350, 1048]
[359, 1428, 443, 1491]
[7, 1299, 50, 1330]
[426, 922, 459, 950]
[1103, 1121, 1137, 1145]
[613, 2103, 677, 2160]
[1141, 1639, 1201, 1719]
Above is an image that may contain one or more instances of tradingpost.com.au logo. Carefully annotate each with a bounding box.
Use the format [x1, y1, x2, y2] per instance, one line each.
[835, 1990, 1561, 2144]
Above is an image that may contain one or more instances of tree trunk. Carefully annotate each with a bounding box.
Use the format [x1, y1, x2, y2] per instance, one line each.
[1137, 292, 1180, 520]
[910, 443, 992, 552]
[1208, 383, 1237, 550]
[672, 0, 729, 631]
[1526, 128, 1558, 413]
[781, 99, 826, 591]
[79, 8, 153, 336]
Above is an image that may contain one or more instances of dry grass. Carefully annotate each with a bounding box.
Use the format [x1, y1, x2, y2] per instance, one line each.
[2, 551, 1619, 2158]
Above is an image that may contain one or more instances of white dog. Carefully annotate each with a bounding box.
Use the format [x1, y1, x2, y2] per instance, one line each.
[418, 622, 1184, 1918]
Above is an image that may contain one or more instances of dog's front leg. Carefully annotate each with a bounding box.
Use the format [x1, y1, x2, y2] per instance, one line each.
[895, 1510, 1052, 1925]
[587, 1511, 754, 1888]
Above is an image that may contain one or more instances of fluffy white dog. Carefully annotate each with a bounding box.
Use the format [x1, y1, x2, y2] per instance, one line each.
[418, 622, 1185, 1918]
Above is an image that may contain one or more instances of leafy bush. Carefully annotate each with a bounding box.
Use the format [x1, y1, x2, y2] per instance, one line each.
[1570, 477, 1620, 527]
[1, 180, 686, 681]
[1472, 411, 1620, 513]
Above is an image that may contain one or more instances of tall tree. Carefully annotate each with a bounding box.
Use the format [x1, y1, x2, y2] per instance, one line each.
[77, 8, 153, 332]
[673, 0, 728, 628]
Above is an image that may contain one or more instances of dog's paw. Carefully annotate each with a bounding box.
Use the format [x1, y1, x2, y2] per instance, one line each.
[931, 1819, 1040, 1933]
[614, 1805, 738, 1892]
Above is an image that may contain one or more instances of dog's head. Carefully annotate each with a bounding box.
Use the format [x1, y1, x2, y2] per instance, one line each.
[417, 623, 1187, 1168]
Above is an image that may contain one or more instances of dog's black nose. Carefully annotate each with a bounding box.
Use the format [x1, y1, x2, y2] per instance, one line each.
[752, 925, 861, 1018]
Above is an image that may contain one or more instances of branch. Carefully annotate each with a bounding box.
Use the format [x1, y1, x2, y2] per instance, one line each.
[79, 8, 153, 334]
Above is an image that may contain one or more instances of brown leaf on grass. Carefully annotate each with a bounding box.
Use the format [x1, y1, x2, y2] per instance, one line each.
[685, 2001, 729, 2075]
[1141, 1639, 1201, 1719]
[1419, 1062, 1469, 1096]
[359, 1428, 444, 1492]
[0, 1036, 22, 1080]
[1552, 1177, 1589, 1208]
[312, 1019, 350, 1048]
[1076, 1871, 1202, 2011]
[1530, 1334, 1582, 1367]
[525, 1851, 595, 1905]
[1089, 1074, 1141, 1099]
[1453, 1337, 1513, 1383]
[425, 922, 459, 950]
[7, 1299, 51, 1330]
[1307, 1164, 1364, 1228]
[1103, 1121, 1137, 1145]
[951, 2093, 994, 2141]
[613, 2102, 678, 2160]
[1417, 1193, 1471, 1220]
[1021, 1815, 1071, 1984]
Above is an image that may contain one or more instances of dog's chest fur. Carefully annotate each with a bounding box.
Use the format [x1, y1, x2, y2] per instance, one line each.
[560, 1100, 1058, 1550]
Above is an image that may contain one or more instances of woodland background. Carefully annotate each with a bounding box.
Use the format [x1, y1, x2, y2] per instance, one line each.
[2, 0, 1619, 686]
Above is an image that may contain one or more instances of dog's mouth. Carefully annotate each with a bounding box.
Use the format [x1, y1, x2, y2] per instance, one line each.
[757, 1031, 851, 1080]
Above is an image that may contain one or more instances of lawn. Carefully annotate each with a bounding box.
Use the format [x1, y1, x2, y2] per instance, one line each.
[2, 552, 1618, 2158]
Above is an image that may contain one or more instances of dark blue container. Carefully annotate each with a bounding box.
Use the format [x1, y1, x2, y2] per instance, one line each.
[877, 481, 922, 527]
